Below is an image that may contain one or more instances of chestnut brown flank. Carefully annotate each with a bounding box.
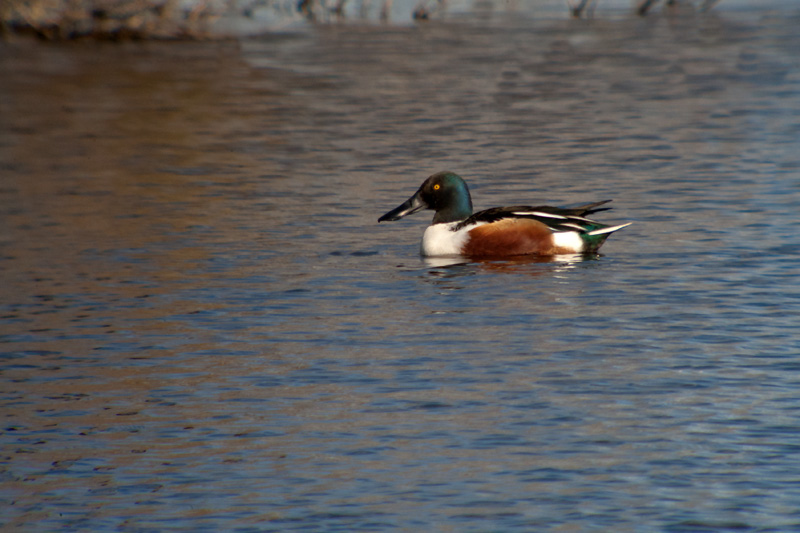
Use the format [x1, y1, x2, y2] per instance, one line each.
[463, 219, 573, 257]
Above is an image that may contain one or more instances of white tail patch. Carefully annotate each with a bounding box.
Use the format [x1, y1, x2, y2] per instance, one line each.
[587, 222, 632, 236]
[552, 231, 584, 253]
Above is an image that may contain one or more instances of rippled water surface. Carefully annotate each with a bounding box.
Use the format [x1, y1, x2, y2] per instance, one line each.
[3, 4, 800, 531]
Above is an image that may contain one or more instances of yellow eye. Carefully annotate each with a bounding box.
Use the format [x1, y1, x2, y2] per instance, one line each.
[433, 184, 441, 190]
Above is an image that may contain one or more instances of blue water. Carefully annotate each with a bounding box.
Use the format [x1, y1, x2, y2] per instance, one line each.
[2, 4, 800, 531]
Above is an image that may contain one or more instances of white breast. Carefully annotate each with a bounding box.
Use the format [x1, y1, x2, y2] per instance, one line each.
[421, 222, 477, 256]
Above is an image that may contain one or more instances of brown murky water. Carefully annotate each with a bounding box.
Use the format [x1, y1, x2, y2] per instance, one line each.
[2, 4, 800, 531]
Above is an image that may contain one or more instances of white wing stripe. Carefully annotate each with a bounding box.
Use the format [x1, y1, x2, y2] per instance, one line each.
[561, 223, 586, 231]
[587, 222, 632, 236]
[511, 211, 566, 219]
[512, 211, 598, 224]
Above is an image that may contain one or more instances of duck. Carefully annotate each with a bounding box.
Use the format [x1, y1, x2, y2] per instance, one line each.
[378, 171, 630, 258]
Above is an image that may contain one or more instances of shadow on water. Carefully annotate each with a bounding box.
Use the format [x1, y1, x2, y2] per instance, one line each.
[424, 252, 597, 268]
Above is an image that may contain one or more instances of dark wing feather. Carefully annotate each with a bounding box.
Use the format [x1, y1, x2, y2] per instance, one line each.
[455, 200, 613, 232]
[548, 200, 613, 217]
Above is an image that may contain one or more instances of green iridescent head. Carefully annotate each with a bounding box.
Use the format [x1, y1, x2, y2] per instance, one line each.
[378, 171, 474, 225]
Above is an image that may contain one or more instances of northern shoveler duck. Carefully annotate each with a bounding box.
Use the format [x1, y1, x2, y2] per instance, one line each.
[378, 171, 630, 258]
